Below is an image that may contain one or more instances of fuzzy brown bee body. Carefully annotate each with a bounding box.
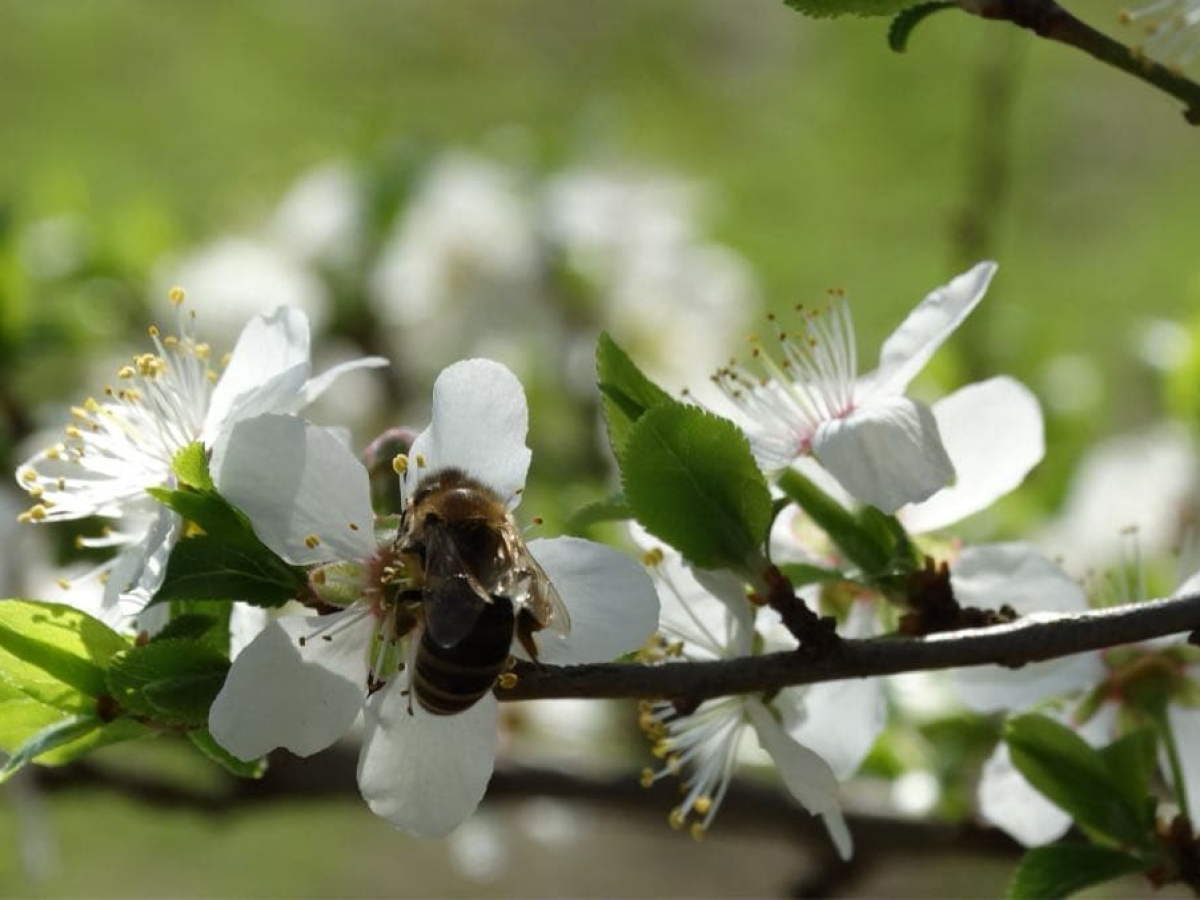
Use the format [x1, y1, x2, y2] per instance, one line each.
[399, 467, 569, 715]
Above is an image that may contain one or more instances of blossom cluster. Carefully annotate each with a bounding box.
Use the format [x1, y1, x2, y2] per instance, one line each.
[8, 252, 1200, 879]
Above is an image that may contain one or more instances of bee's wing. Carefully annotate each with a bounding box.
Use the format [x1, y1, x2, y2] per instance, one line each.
[502, 524, 571, 638]
[421, 520, 494, 649]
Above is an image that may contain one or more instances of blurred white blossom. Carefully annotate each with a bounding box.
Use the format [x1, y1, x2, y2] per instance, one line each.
[1122, 0, 1200, 69]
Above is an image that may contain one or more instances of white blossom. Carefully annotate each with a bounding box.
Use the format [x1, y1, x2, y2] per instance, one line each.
[14, 298, 384, 627]
[635, 536, 854, 856]
[209, 359, 659, 836]
[1122, 1, 1200, 69]
[715, 262, 997, 513]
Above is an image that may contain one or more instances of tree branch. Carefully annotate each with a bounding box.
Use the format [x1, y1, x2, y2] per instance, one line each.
[962, 0, 1200, 125]
[500, 592, 1200, 703]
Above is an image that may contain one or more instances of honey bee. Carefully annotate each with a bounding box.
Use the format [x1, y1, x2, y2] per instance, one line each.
[397, 467, 570, 715]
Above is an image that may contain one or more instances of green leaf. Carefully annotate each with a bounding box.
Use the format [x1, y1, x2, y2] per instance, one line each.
[0, 600, 130, 711]
[1005, 714, 1150, 847]
[33, 718, 150, 767]
[887, 1, 956, 51]
[622, 403, 771, 571]
[105, 640, 229, 727]
[188, 727, 267, 779]
[596, 331, 672, 455]
[1007, 844, 1147, 900]
[0, 692, 68, 755]
[0, 715, 101, 782]
[154, 535, 304, 608]
[171, 441, 214, 491]
[784, 0, 922, 18]
[153, 614, 222, 644]
[147, 486, 252, 543]
[776, 468, 891, 575]
[565, 492, 633, 535]
[778, 562, 843, 587]
[1097, 728, 1158, 830]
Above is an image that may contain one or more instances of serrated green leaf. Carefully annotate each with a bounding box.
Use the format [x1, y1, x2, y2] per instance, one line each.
[565, 492, 633, 535]
[784, 0, 922, 18]
[171, 441, 214, 491]
[1007, 844, 1147, 900]
[622, 403, 771, 571]
[1005, 714, 1149, 847]
[147, 486, 251, 543]
[167, 601, 233, 655]
[776, 468, 891, 574]
[153, 614, 221, 644]
[887, 1, 956, 51]
[106, 640, 229, 727]
[596, 331, 672, 455]
[188, 728, 267, 779]
[0, 715, 101, 782]
[153, 535, 304, 608]
[0, 600, 130, 711]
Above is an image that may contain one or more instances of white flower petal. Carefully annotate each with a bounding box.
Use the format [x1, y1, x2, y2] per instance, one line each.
[518, 537, 660, 665]
[780, 606, 885, 780]
[229, 603, 271, 660]
[213, 414, 376, 566]
[358, 686, 499, 837]
[952, 542, 1088, 616]
[203, 306, 313, 440]
[870, 262, 997, 396]
[954, 653, 1107, 715]
[900, 376, 1044, 534]
[208, 610, 373, 760]
[813, 396, 953, 513]
[978, 741, 1072, 846]
[746, 698, 842, 819]
[404, 359, 531, 506]
[301, 355, 389, 406]
[951, 543, 1102, 712]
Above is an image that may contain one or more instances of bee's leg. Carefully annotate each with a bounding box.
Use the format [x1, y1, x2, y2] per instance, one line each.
[515, 608, 545, 668]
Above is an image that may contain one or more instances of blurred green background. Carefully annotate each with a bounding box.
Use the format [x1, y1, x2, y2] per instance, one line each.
[1, 1, 1198, 896]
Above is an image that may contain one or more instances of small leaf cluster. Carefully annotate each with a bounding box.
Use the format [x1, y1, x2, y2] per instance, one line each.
[0, 443, 294, 781]
[1004, 714, 1194, 898]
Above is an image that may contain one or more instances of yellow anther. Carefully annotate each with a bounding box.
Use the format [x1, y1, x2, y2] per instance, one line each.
[392, 453, 409, 475]
[206, 371, 218, 383]
[148, 325, 160, 338]
[84, 397, 100, 413]
[304, 533, 321, 549]
[98, 572, 110, 584]
[56, 477, 65, 490]
[668, 808, 686, 830]
[65, 426, 82, 440]
[16, 511, 32, 524]
[348, 522, 360, 531]
[415, 454, 427, 468]
[497, 672, 519, 689]
[27, 504, 48, 522]
[640, 768, 655, 788]
[163, 335, 179, 348]
[45, 446, 61, 460]
[27, 485, 43, 500]
[666, 753, 682, 774]
[220, 352, 231, 368]
[118, 365, 136, 379]
[640, 547, 664, 567]
[70, 405, 90, 421]
[56, 577, 71, 591]
[689, 823, 706, 842]
[18, 467, 37, 483]
[74, 535, 86, 550]
[168, 286, 186, 305]
[693, 796, 713, 815]
[195, 343, 210, 360]
[652, 740, 672, 759]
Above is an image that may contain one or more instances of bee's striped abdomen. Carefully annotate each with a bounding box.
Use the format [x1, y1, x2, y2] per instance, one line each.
[414, 597, 514, 715]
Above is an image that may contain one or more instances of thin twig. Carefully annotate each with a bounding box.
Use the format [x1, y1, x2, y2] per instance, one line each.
[499, 592, 1200, 703]
[962, 0, 1200, 125]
